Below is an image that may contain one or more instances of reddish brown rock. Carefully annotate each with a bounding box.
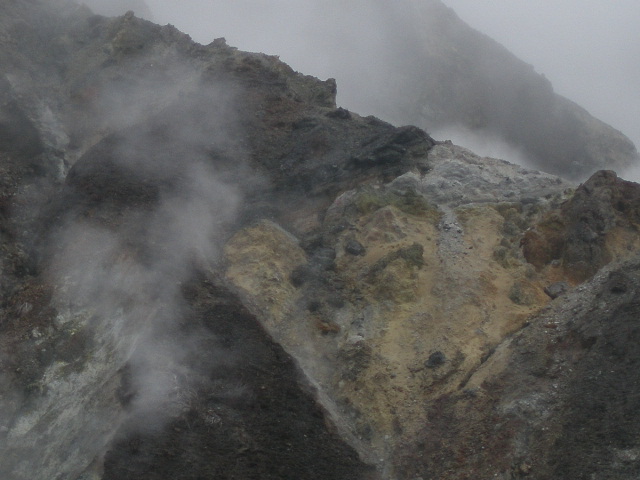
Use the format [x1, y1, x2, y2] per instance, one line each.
[522, 170, 640, 282]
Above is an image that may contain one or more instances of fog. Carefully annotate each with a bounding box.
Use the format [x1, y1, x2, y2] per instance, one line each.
[50, 70, 245, 427]
[2, 2, 636, 475]
[442, 0, 640, 169]
[17, 48, 247, 474]
[102, 0, 638, 177]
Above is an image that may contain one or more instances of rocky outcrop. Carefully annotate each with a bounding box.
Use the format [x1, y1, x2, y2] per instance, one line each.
[393, 257, 640, 479]
[222, 146, 640, 479]
[522, 170, 640, 282]
[222, 143, 575, 473]
[1, 2, 640, 480]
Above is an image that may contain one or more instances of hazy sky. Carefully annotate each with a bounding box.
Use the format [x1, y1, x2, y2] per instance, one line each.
[136, 1, 639, 153]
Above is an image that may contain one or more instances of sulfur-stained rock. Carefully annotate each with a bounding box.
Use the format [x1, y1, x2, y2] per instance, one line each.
[395, 257, 640, 479]
[223, 220, 306, 326]
[3, 2, 640, 480]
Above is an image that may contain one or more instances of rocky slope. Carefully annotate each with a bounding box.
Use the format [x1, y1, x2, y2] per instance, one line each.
[1, 2, 640, 480]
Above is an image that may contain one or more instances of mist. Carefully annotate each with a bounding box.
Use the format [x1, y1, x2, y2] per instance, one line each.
[118, 0, 640, 179]
[52, 73, 244, 424]
[3, 2, 640, 476]
[21, 50, 250, 471]
[443, 1, 640, 149]
[58, 7, 639, 428]
[441, 0, 640, 180]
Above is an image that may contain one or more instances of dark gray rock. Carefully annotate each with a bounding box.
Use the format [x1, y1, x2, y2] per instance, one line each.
[338, 337, 373, 381]
[345, 238, 366, 256]
[325, 107, 351, 120]
[425, 351, 446, 368]
[290, 264, 313, 288]
[544, 281, 569, 299]
[607, 271, 630, 294]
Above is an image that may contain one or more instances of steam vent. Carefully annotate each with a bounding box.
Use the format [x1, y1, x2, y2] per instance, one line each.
[2, 1, 640, 479]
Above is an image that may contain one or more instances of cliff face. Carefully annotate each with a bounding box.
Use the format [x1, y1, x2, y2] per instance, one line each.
[2, 2, 640, 480]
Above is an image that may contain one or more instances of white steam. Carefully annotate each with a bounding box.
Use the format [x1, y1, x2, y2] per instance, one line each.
[49, 69, 244, 432]
[431, 125, 538, 169]
[50, 169, 240, 427]
[620, 164, 640, 184]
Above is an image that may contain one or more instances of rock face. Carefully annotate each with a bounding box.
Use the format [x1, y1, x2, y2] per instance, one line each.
[222, 143, 573, 473]
[1, 2, 640, 480]
[391, 257, 640, 480]
[522, 170, 640, 282]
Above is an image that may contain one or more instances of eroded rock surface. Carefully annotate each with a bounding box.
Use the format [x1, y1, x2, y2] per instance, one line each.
[523, 169, 640, 282]
[393, 258, 640, 479]
[1, 2, 640, 480]
[223, 143, 575, 472]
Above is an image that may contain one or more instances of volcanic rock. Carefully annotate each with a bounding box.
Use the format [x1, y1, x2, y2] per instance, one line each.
[1, 2, 640, 480]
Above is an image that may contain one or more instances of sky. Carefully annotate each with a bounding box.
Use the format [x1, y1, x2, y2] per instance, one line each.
[103, 0, 640, 163]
